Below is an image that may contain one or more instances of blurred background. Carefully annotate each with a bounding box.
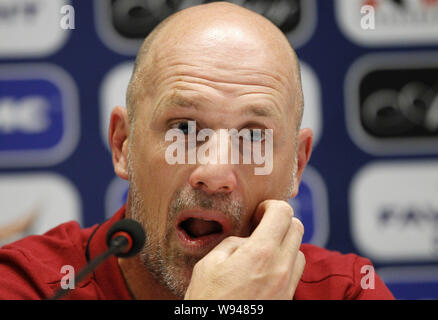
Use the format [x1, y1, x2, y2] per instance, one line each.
[0, 0, 437, 299]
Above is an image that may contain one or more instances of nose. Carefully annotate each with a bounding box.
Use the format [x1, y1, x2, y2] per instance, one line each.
[189, 163, 237, 194]
[188, 130, 237, 194]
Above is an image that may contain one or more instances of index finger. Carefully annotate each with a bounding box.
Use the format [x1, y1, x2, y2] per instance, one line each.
[249, 200, 295, 245]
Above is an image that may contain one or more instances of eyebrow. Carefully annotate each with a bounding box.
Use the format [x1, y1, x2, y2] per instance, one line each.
[153, 92, 280, 121]
[241, 104, 280, 120]
[152, 93, 202, 119]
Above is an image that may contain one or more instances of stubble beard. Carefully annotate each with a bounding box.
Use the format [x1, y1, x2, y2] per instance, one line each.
[125, 135, 297, 298]
[127, 151, 248, 298]
[127, 155, 189, 298]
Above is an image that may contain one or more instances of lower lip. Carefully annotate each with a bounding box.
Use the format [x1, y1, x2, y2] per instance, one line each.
[176, 226, 227, 252]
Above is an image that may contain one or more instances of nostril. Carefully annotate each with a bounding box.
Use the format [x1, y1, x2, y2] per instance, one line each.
[189, 166, 237, 194]
[192, 181, 231, 194]
[194, 181, 206, 189]
[218, 185, 230, 192]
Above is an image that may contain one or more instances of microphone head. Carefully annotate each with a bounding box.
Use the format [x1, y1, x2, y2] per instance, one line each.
[106, 219, 146, 258]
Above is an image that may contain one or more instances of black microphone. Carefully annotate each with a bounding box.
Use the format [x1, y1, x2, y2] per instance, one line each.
[50, 219, 146, 300]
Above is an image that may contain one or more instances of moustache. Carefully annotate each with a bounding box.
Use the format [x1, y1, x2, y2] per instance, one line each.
[168, 187, 244, 225]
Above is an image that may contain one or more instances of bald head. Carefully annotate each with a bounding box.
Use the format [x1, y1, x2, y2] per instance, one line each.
[126, 1, 303, 130]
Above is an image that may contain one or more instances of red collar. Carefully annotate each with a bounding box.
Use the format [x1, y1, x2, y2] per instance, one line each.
[87, 205, 132, 299]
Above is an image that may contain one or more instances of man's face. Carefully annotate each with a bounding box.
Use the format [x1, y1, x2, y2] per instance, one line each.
[125, 27, 301, 297]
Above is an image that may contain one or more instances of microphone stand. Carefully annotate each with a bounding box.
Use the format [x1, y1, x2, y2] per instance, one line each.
[49, 236, 128, 300]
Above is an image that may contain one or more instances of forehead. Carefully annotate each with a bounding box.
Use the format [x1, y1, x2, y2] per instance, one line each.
[133, 18, 300, 123]
[145, 60, 292, 122]
[148, 31, 294, 94]
[154, 22, 292, 70]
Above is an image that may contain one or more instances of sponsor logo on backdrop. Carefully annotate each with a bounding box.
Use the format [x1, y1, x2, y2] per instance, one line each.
[336, 0, 438, 46]
[377, 267, 438, 300]
[288, 166, 329, 246]
[0, 64, 80, 167]
[0, 0, 70, 58]
[105, 166, 329, 247]
[95, 0, 316, 55]
[0, 173, 82, 246]
[345, 53, 438, 155]
[350, 161, 438, 262]
[100, 61, 321, 149]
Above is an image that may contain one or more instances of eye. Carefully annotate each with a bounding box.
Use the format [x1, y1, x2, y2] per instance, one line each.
[170, 120, 197, 135]
[242, 129, 265, 142]
[177, 122, 189, 134]
[250, 129, 265, 142]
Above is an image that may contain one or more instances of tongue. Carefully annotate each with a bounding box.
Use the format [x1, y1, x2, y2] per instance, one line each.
[185, 218, 222, 238]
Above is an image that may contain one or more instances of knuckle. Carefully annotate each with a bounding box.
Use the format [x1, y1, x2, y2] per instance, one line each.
[292, 217, 305, 236]
[261, 200, 295, 221]
[267, 199, 290, 210]
[274, 201, 294, 219]
[272, 265, 293, 289]
[277, 200, 293, 210]
[297, 250, 306, 266]
[276, 265, 291, 280]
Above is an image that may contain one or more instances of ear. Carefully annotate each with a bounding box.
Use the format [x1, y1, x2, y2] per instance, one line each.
[290, 128, 313, 198]
[109, 106, 130, 180]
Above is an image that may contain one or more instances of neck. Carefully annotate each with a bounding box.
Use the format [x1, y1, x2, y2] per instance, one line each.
[118, 256, 181, 300]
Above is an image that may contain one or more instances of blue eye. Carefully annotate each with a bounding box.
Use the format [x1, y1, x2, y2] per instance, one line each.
[249, 129, 264, 142]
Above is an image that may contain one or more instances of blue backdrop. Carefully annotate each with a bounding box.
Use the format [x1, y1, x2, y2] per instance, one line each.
[1, 0, 437, 299]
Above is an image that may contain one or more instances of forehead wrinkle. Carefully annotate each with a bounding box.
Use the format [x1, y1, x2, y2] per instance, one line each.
[152, 90, 283, 127]
[153, 57, 289, 90]
[148, 60, 289, 110]
[152, 91, 204, 121]
[128, 2, 303, 123]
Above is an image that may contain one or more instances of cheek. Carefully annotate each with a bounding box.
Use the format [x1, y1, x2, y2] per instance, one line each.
[132, 131, 177, 185]
[147, 212, 168, 242]
[276, 153, 295, 185]
[250, 148, 294, 199]
[130, 135, 178, 229]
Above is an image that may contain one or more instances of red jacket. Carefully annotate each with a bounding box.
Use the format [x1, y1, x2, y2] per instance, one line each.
[0, 205, 394, 300]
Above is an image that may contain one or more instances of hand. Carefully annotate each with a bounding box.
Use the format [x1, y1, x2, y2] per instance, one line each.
[184, 200, 306, 300]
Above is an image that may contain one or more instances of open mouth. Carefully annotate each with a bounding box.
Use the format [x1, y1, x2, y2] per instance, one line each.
[179, 218, 223, 239]
[175, 210, 232, 250]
